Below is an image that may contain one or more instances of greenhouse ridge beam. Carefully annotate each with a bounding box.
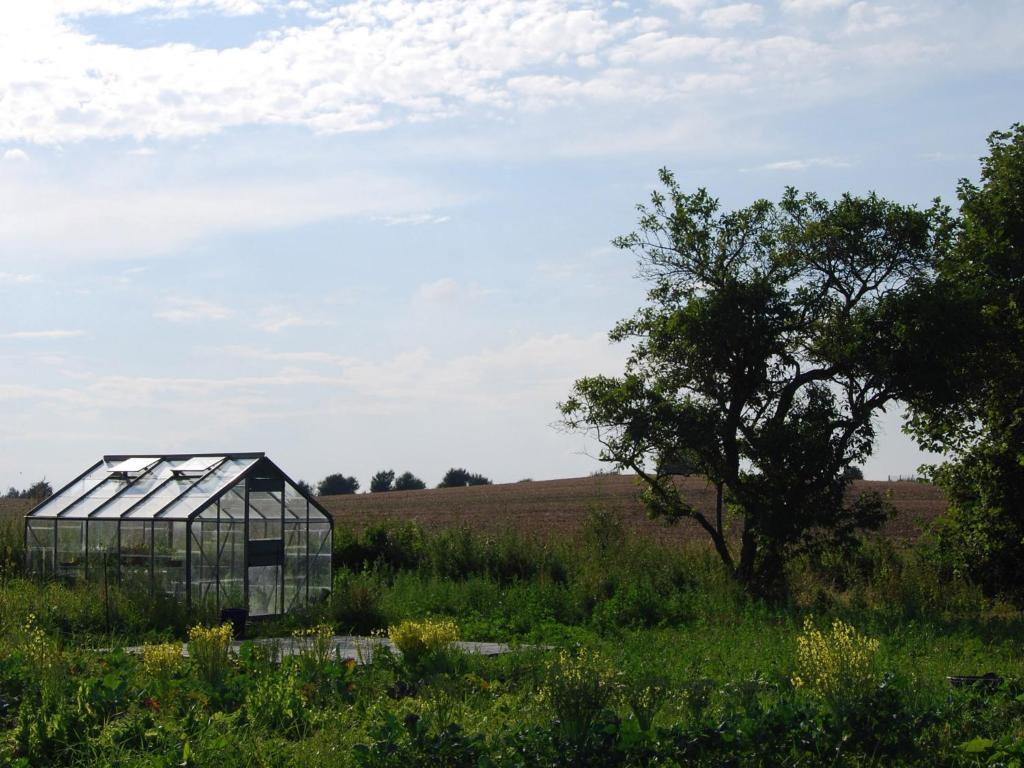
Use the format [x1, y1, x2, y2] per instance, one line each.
[102, 453, 265, 461]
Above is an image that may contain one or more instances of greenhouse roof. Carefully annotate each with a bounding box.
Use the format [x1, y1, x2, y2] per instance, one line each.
[24, 453, 317, 521]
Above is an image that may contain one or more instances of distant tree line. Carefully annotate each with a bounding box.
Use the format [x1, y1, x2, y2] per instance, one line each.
[3, 480, 53, 501]
[307, 467, 492, 496]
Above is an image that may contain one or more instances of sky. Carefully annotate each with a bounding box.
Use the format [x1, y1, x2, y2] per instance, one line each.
[0, 0, 1021, 490]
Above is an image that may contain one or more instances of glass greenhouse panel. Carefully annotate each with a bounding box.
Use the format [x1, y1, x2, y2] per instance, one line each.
[58, 477, 131, 518]
[154, 521, 187, 599]
[309, 521, 331, 603]
[284, 481, 307, 520]
[158, 457, 257, 520]
[248, 491, 282, 539]
[30, 462, 109, 518]
[219, 485, 245, 519]
[189, 519, 218, 609]
[92, 461, 182, 518]
[125, 478, 196, 519]
[86, 520, 118, 582]
[218, 521, 245, 610]
[56, 520, 85, 581]
[26, 519, 54, 577]
[248, 564, 281, 617]
[283, 521, 306, 611]
[120, 520, 151, 587]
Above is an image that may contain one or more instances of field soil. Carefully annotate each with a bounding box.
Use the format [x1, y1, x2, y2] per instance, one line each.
[0, 475, 946, 544]
[317, 475, 946, 544]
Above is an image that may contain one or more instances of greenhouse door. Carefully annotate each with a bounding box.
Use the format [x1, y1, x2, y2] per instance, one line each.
[247, 538, 283, 616]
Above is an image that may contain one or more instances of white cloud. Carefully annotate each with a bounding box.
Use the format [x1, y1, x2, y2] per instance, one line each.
[0, 172, 461, 259]
[0, 329, 84, 339]
[374, 213, 451, 226]
[154, 297, 231, 323]
[701, 3, 764, 30]
[0, 272, 38, 284]
[845, 2, 902, 34]
[416, 277, 460, 304]
[781, 0, 848, 13]
[53, 0, 270, 17]
[748, 156, 852, 171]
[255, 306, 325, 333]
[2, 149, 29, 162]
[0, 332, 625, 420]
[656, 0, 709, 18]
[0, 1, 636, 144]
[415, 277, 493, 305]
[0, 0, 1012, 152]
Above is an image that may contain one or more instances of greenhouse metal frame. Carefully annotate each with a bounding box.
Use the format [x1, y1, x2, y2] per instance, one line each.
[24, 453, 332, 617]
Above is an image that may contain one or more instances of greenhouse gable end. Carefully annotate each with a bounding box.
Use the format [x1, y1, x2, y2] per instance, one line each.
[24, 453, 332, 617]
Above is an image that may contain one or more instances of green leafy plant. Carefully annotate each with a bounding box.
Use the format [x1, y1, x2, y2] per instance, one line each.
[388, 617, 459, 671]
[187, 623, 233, 688]
[539, 646, 620, 742]
[792, 616, 880, 711]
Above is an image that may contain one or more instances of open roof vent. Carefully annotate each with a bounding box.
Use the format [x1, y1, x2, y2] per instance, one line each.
[171, 456, 224, 477]
[106, 457, 159, 478]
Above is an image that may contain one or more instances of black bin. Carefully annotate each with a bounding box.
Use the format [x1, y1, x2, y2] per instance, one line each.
[220, 608, 248, 640]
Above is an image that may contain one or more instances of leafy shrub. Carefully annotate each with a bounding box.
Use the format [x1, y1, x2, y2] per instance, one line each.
[244, 669, 312, 738]
[187, 623, 233, 688]
[141, 641, 183, 690]
[0, 520, 23, 581]
[354, 712, 486, 768]
[792, 616, 880, 709]
[389, 617, 459, 670]
[332, 567, 386, 633]
[539, 647, 620, 742]
[291, 623, 336, 682]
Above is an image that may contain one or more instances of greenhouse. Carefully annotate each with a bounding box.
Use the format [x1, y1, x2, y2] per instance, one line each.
[24, 453, 332, 617]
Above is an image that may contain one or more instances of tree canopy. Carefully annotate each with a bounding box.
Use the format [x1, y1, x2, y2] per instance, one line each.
[437, 468, 492, 488]
[561, 170, 948, 594]
[901, 124, 1024, 598]
[394, 471, 427, 491]
[370, 470, 396, 493]
[3, 480, 53, 501]
[318, 473, 360, 496]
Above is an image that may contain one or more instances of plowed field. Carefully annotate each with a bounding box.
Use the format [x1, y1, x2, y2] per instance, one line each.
[317, 475, 946, 544]
[0, 475, 947, 545]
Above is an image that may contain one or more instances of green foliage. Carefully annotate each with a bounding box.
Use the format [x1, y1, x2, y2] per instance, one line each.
[561, 170, 946, 594]
[187, 623, 233, 689]
[370, 470, 395, 493]
[792, 616, 880, 712]
[388, 617, 459, 673]
[540, 647, 620, 742]
[437, 468, 492, 488]
[3, 480, 53, 501]
[244, 667, 313, 738]
[319, 473, 360, 495]
[901, 124, 1024, 602]
[0, 518, 24, 581]
[0, 524, 1023, 765]
[393, 472, 427, 491]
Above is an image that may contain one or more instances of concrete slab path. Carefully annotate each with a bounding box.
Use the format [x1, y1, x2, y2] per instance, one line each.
[123, 635, 515, 664]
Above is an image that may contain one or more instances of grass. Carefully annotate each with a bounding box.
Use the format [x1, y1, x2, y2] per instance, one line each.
[1, 512, 1022, 766]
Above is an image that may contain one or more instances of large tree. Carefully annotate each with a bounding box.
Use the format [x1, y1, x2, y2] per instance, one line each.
[370, 470, 396, 493]
[437, 468, 492, 488]
[394, 471, 427, 491]
[561, 170, 947, 594]
[318, 473, 360, 496]
[903, 125, 1024, 598]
